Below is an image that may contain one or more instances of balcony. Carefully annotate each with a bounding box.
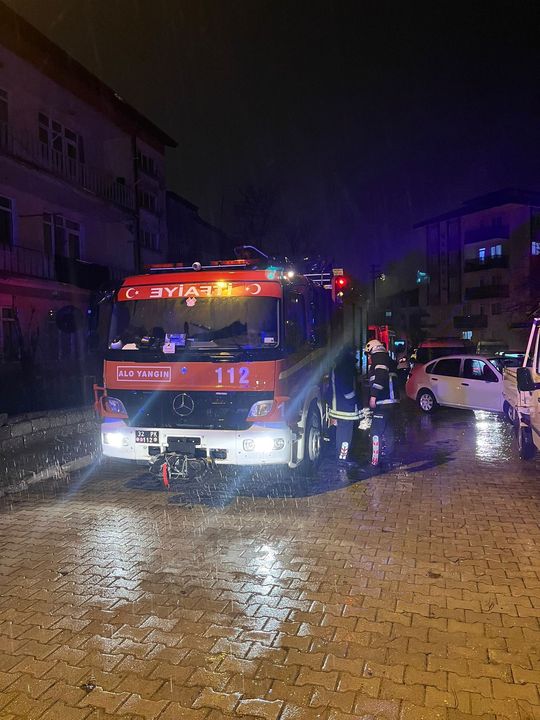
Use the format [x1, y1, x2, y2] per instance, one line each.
[464, 255, 509, 272]
[0, 122, 135, 212]
[464, 284, 509, 300]
[0, 243, 54, 280]
[454, 314, 488, 329]
[0, 244, 129, 289]
[464, 226, 509, 245]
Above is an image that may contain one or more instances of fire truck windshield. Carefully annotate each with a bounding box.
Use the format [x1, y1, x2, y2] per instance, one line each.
[109, 296, 279, 351]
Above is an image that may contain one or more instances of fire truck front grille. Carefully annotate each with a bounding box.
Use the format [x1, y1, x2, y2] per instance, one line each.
[113, 390, 273, 431]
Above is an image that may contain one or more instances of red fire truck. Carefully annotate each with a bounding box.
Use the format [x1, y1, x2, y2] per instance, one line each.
[95, 250, 339, 482]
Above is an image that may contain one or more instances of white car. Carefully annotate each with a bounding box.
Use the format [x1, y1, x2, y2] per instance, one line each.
[406, 355, 504, 413]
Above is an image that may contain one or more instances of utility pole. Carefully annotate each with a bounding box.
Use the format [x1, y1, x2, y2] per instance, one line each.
[370, 264, 380, 304]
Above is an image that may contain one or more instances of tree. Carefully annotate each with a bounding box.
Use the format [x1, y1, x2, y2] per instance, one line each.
[233, 183, 280, 246]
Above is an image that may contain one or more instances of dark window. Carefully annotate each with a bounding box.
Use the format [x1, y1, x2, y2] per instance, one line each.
[492, 303, 502, 315]
[140, 228, 160, 251]
[463, 358, 498, 382]
[0, 195, 13, 246]
[38, 114, 84, 166]
[0, 88, 7, 125]
[430, 358, 461, 377]
[137, 151, 158, 177]
[139, 190, 158, 213]
[1, 307, 17, 360]
[285, 292, 307, 351]
[43, 214, 81, 259]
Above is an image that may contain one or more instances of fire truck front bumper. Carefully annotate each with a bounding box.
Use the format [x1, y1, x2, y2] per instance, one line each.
[101, 421, 293, 466]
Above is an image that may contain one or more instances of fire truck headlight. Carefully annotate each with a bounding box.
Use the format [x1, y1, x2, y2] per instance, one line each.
[243, 436, 286, 453]
[254, 436, 275, 453]
[247, 400, 274, 418]
[103, 397, 127, 415]
[103, 432, 128, 447]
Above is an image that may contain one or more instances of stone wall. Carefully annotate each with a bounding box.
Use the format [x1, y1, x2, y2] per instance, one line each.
[0, 406, 97, 452]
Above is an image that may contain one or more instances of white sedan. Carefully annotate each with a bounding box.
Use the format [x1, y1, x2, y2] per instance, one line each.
[406, 355, 504, 413]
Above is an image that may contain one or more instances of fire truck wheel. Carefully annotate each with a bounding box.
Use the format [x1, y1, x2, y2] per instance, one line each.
[503, 401, 515, 424]
[296, 405, 322, 475]
[518, 424, 536, 461]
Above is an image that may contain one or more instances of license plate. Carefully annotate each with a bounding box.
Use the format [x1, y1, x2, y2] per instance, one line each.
[135, 430, 159, 444]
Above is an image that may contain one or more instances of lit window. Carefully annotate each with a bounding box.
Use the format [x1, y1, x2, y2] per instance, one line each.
[478, 247, 486, 262]
[532, 241, 540, 256]
[490, 244, 502, 257]
[462, 331, 472, 340]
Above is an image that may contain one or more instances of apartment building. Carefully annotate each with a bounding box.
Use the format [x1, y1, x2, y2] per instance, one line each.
[166, 191, 230, 264]
[0, 2, 176, 376]
[415, 189, 540, 349]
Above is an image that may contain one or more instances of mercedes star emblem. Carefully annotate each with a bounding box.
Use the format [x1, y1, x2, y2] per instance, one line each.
[172, 393, 195, 417]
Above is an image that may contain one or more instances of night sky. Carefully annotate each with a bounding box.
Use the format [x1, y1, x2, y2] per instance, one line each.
[5, 0, 540, 282]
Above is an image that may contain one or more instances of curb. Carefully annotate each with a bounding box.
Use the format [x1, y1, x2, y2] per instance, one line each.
[1, 451, 100, 497]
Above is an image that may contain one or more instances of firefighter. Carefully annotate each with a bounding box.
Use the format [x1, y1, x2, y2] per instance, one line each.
[328, 344, 361, 464]
[364, 339, 400, 467]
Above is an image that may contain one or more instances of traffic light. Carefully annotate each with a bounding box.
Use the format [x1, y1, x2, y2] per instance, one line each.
[332, 274, 350, 302]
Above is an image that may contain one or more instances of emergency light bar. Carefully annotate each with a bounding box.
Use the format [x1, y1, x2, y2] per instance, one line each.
[144, 262, 185, 270]
[210, 259, 256, 266]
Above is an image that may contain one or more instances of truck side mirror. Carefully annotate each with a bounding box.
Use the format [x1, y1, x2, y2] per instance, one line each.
[517, 366, 537, 392]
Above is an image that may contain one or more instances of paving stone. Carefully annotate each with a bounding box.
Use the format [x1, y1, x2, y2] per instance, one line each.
[116, 693, 169, 718]
[0, 409, 539, 720]
[192, 687, 242, 713]
[236, 698, 283, 719]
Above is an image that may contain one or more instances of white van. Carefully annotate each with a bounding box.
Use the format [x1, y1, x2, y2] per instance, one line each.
[412, 338, 475, 366]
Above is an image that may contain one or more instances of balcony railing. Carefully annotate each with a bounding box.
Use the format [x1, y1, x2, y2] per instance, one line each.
[464, 284, 509, 300]
[0, 243, 54, 280]
[0, 122, 135, 211]
[0, 244, 131, 288]
[464, 255, 509, 272]
[454, 314, 489, 329]
[464, 226, 509, 245]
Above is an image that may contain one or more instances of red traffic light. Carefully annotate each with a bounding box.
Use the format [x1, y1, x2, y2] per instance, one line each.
[336, 277, 347, 287]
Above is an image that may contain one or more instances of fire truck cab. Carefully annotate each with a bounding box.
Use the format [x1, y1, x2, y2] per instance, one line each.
[97, 252, 337, 478]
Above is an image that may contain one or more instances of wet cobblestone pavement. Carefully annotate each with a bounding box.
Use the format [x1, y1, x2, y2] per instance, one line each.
[0, 406, 539, 719]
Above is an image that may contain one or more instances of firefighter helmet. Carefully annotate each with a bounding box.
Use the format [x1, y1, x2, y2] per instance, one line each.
[364, 339, 386, 355]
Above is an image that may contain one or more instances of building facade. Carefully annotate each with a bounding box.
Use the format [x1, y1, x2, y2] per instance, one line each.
[166, 192, 230, 265]
[415, 189, 540, 350]
[0, 3, 175, 409]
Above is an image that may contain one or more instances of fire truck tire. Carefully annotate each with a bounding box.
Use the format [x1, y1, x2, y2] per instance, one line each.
[503, 401, 515, 424]
[518, 424, 536, 461]
[295, 404, 322, 475]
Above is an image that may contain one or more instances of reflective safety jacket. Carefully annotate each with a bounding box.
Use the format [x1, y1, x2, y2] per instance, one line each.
[328, 351, 361, 421]
[369, 351, 400, 406]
